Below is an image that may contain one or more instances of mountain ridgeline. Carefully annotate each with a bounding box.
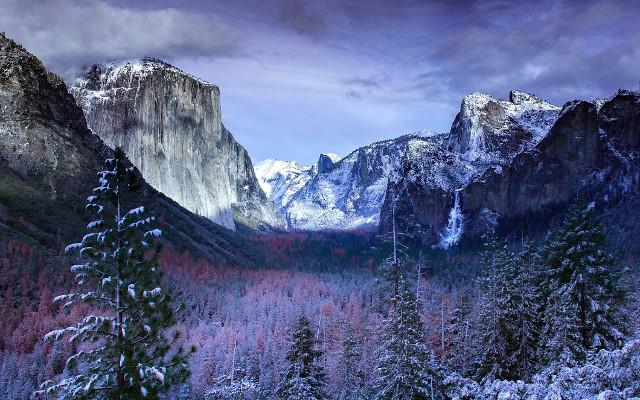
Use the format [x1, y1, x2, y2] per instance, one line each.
[256, 89, 640, 246]
[2, 30, 639, 250]
[383, 90, 640, 244]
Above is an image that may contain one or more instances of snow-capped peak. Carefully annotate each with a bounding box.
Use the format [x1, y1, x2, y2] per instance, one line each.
[254, 159, 314, 211]
[447, 90, 561, 161]
[75, 57, 215, 90]
[321, 153, 341, 163]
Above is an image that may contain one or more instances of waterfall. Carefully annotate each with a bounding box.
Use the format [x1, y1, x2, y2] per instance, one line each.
[439, 190, 464, 248]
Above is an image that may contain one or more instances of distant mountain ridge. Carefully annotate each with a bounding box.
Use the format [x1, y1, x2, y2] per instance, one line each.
[71, 58, 284, 231]
[258, 90, 562, 238]
[382, 89, 640, 244]
[256, 88, 640, 246]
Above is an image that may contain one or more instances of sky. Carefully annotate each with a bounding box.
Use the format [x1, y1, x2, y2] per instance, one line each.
[2, 0, 639, 165]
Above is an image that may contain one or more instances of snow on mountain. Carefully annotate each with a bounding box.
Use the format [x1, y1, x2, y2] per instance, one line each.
[282, 135, 426, 230]
[446, 90, 560, 162]
[71, 58, 285, 231]
[254, 159, 315, 211]
[258, 90, 561, 234]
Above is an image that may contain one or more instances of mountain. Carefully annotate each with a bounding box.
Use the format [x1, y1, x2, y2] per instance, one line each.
[0, 33, 260, 265]
[254, 159, 315, 211]
[383, 90, 640, 245]
[70, 58, 284, 231]
[263, 91, 560, 233]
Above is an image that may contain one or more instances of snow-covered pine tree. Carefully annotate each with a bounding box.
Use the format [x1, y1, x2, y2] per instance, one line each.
[36, 149, 192, 399]
[473, 240, 514, 381]
[445, 290, 473, 376]
[505, 239, 543, 380]
[539, 203, 627, 366]
[275, 315, 327, 400]
[207, 365, 260, 400]
[337, 324, 367, 400]
[373, 275, 443, 400]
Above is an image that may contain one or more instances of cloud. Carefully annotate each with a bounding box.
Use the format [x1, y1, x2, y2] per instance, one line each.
[0, 0, 241, 75]
[404, 0, 640, 105]
[342, 77, 383, 99]
[278, 1, 328, 39]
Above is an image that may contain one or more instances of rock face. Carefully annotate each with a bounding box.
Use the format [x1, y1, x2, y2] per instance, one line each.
[264, 91, 559, 233]
[384, 90, 640, 244]
[254, 159, 315, 211]
[0, 33, 261, 264]
[0, 33, 105, 200]
[71, 59, 284, 231]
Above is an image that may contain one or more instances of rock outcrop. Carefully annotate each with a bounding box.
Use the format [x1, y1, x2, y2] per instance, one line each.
[71, 59, 284, 231]
[258, 91, 561, 233]
[384, 90, 640, 244]
[0, 33, 261, 264]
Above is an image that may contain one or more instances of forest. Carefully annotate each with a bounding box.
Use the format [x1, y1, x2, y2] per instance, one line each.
[0, 157, 638, 399]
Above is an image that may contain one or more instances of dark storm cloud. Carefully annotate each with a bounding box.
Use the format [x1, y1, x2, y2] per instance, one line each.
[0, 0, 241, 76]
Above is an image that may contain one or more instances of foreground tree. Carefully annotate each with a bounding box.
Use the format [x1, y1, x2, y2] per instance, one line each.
[374, 276, 443, 400]
[539, 203, 627, 365]
[337, 325, 367, 400]
[37, 149, 191, 399]
[275, 315, 327, 400]
[445, 290, 473, 376]
[207, 365, 259, 400]
[474, 238, 544, 381]
[506, 240, 543, 380]
[473, 240, 513, 381]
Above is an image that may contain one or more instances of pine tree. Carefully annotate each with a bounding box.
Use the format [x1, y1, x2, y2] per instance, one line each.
[445, 290, 473, 376]
[374, 276, 443, 400]
[207, 365, 259, 400]
[275, 315, 327, 400]
[36, 149, 192, 399]
[505, 240, 543, 380]
[337, 325, 367, 400]
[539, 203, 626, 365]
[474, 240, 513, 381]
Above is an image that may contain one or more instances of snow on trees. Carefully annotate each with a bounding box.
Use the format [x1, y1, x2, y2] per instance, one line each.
[539, 203, 627, 366]
[36, 149, 192, 399]
[275, 314, 328, 400]
[336, 324, 367, 400]
[373, 275, 444, 400]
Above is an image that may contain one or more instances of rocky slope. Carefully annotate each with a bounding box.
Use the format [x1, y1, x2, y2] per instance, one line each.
[282, 136, 434, 230]
[383, 90, 640, 245]
[266, 92, 560, 233]
[254, 159, 316, 211]
[0, 33, 260, 265]
[71, 59, 284, 231]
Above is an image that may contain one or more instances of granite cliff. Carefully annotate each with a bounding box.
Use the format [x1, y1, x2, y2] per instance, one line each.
[382, 90, 640, 244]
[0, 33, 260, 264]
[71, 59, 284, 231]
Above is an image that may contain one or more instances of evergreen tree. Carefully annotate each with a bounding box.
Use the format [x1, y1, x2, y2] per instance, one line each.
[275, 315, 327, 400]
[337, 325, 367, 400]
[506, 240, 543, 380]
[445, 290, 473, 376]
[474, 240, 514, 381]
[207, 365, 259, 400]
[374, 276, 443, 400]
[539, 203, 626, 365]
[36, 149, 192, 399]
